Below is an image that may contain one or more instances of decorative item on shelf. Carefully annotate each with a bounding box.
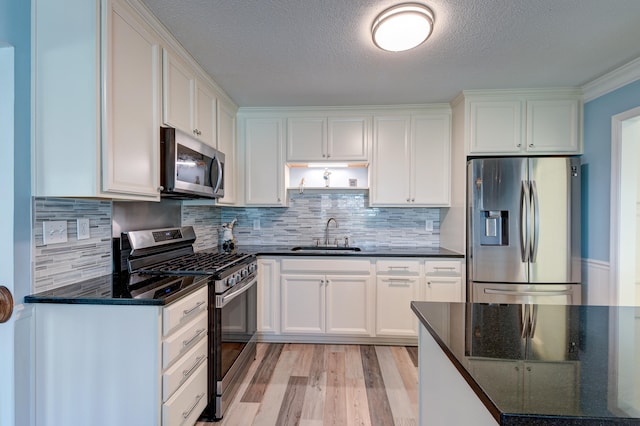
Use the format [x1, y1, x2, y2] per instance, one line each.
[349, 178, 358, 188]
[221, 218, 237, 252]
[299, 177, 305, 194]
[323, 168, 331, 188]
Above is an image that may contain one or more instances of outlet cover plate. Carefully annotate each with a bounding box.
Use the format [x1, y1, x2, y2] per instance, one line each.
[77, 218, 90, 240]
[43, 221, 68, 245]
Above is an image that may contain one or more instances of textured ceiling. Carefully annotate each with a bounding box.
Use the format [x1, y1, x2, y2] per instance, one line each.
[141, 0, 640, 107]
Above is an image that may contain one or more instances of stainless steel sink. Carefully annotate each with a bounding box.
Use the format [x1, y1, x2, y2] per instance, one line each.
[291, 246, 361, 252]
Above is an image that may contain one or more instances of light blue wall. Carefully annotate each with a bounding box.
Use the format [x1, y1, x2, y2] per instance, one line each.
[0, 0, 32, 300]
[582, 79, 640, 261]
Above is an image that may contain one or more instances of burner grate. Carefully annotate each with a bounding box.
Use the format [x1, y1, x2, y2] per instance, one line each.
[137, 252, 251, 275]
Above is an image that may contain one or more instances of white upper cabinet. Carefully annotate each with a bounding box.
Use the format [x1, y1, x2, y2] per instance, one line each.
[33, 0, 161, 200]
[216, 98, 238, 205]
[163, 49, 217, 148]
[465, 90, 582, 155]
[371, 109, 451, 207]
[286, 114, 369, 162]
[242, 116, 287, 206]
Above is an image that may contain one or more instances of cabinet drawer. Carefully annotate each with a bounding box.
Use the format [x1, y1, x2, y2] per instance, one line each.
[426, 277, 463, 302]
[162, 361, 208, 426]
[280, 258, 371, 274]
[163, 337, 208, 402]
[163, 285, 208, 336]
[376, 259, 420, 275]
[424, 260, 462, 276]
[163, 310, 207, 369]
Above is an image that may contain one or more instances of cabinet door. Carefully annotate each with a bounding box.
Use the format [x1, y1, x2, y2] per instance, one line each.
[326, 275, 373, 336]
[468, 99, 524, 154]
[281, 275, 325, 334]
[216, 98, 237, 205]
[162, 49, 194, 135]
[257, 259, 279, 334]
[425, 277, 463, 302]
[526, 99, 580, 153]
[287, 117, 326, 161]
[194, 81, 217, 147]
[411, 114, 451, 206]
[244, 117, 286, 206]
[328, 116, 369, 161]
[371, 116, 411, 205]
[103, 0, 160, 198]
[376, 276, 420, 337]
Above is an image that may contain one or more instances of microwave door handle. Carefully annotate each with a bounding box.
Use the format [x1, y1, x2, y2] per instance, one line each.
[211, 156, 222, 194]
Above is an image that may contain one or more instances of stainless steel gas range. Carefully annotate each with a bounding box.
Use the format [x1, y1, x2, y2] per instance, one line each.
[118, 226, 258, 422]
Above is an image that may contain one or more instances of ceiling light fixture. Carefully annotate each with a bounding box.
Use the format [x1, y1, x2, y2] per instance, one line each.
[371, 3, 435, 52]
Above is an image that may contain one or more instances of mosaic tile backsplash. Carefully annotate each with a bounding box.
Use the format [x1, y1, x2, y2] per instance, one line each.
[33, 192, 440, 292]
[33, 197, 112, 293]
[219, 192, 440, 248]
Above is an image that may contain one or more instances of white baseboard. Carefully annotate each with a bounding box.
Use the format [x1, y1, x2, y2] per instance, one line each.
[582, 258, 611, 305]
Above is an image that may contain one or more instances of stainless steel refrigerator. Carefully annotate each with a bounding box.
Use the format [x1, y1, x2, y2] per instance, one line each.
[467, 157, 582, 304]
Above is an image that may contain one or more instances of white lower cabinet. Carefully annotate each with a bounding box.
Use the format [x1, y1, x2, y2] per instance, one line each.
[33, 285, 208, 426]
[279, 258, 373, 337]
[376, 275, 420, 337]
[375, 259, 422, 337]
[424, 259, 464, 302]
[257, 256, 464, 343]
[281, 274, 373, 336]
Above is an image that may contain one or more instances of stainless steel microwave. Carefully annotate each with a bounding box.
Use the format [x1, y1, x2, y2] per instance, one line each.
[160, 127, 225, 199]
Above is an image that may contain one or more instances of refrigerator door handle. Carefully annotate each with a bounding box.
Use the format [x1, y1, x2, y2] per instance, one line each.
[520, 181, 531, 262]
[484, 288, 574, 297]
[530, 180, 540, 263]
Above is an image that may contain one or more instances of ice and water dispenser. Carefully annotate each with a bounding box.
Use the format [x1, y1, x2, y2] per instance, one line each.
[480, 210, 508, 246]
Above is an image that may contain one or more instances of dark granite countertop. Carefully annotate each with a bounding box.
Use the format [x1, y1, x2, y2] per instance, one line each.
[411, 301, 640, 425]
[241, 245, 464, 258]
[24, 274, 208, 306]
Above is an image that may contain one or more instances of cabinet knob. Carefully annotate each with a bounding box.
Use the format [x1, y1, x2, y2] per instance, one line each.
[529, 143, 534, 148]
[517, 143, 521, 147]
[406, 198, 410, 202]
[157, 186, 164, 192]
[411, 198, 415, 202]
[322, 154, 326, 158]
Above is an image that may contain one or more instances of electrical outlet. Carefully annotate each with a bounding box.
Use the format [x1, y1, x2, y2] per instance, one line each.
[77, 218, 90, 240]
[43, 221, 68, 245]
[425, 220, 434, 232]
[253, 219, 261, 231]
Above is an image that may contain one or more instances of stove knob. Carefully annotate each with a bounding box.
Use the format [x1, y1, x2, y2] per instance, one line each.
[227, 276, 236, 286]
[241, 269, 248, 278]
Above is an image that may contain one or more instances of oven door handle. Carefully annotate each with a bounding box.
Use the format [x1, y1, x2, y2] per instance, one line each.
[216, 276, 257, 309]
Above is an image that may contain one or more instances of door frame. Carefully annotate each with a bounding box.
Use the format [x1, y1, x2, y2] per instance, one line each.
[609, 106, 640, 306]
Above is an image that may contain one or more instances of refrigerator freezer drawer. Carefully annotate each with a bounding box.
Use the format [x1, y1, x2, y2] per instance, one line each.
[472, 283, 582, 305]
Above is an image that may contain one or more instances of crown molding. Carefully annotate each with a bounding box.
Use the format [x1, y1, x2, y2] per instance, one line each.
[582, 56, 640, 103]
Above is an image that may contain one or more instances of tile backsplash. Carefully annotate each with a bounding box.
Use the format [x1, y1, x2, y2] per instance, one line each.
[33, 197, 112, 293]
[33, 192, 440, 292]
[219, 192, 440, 248]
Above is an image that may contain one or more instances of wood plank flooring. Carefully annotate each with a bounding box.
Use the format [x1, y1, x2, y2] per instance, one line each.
[197, 343, 418, 426]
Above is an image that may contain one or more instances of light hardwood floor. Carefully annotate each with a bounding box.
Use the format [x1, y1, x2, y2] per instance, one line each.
[198, 343, 419, 426]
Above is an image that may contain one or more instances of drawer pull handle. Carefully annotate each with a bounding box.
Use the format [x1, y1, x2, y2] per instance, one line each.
[182, 355, 205, 382]
[388, 266, 409, 270]
[182, 392, 205, 420]
[183, 301, 206, 316]
[183, 328, 206, 348]
[433, 266, 456, 270]
[388, 279, 411, 285]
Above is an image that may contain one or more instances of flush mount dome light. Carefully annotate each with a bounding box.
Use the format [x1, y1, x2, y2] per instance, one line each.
[372, 3, 434, 52]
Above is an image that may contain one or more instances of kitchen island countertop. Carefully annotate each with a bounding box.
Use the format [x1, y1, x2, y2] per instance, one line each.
[411, 301, 640, 425]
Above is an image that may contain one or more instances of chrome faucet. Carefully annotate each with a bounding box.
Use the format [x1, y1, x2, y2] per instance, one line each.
[325, 217, 338, 246]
